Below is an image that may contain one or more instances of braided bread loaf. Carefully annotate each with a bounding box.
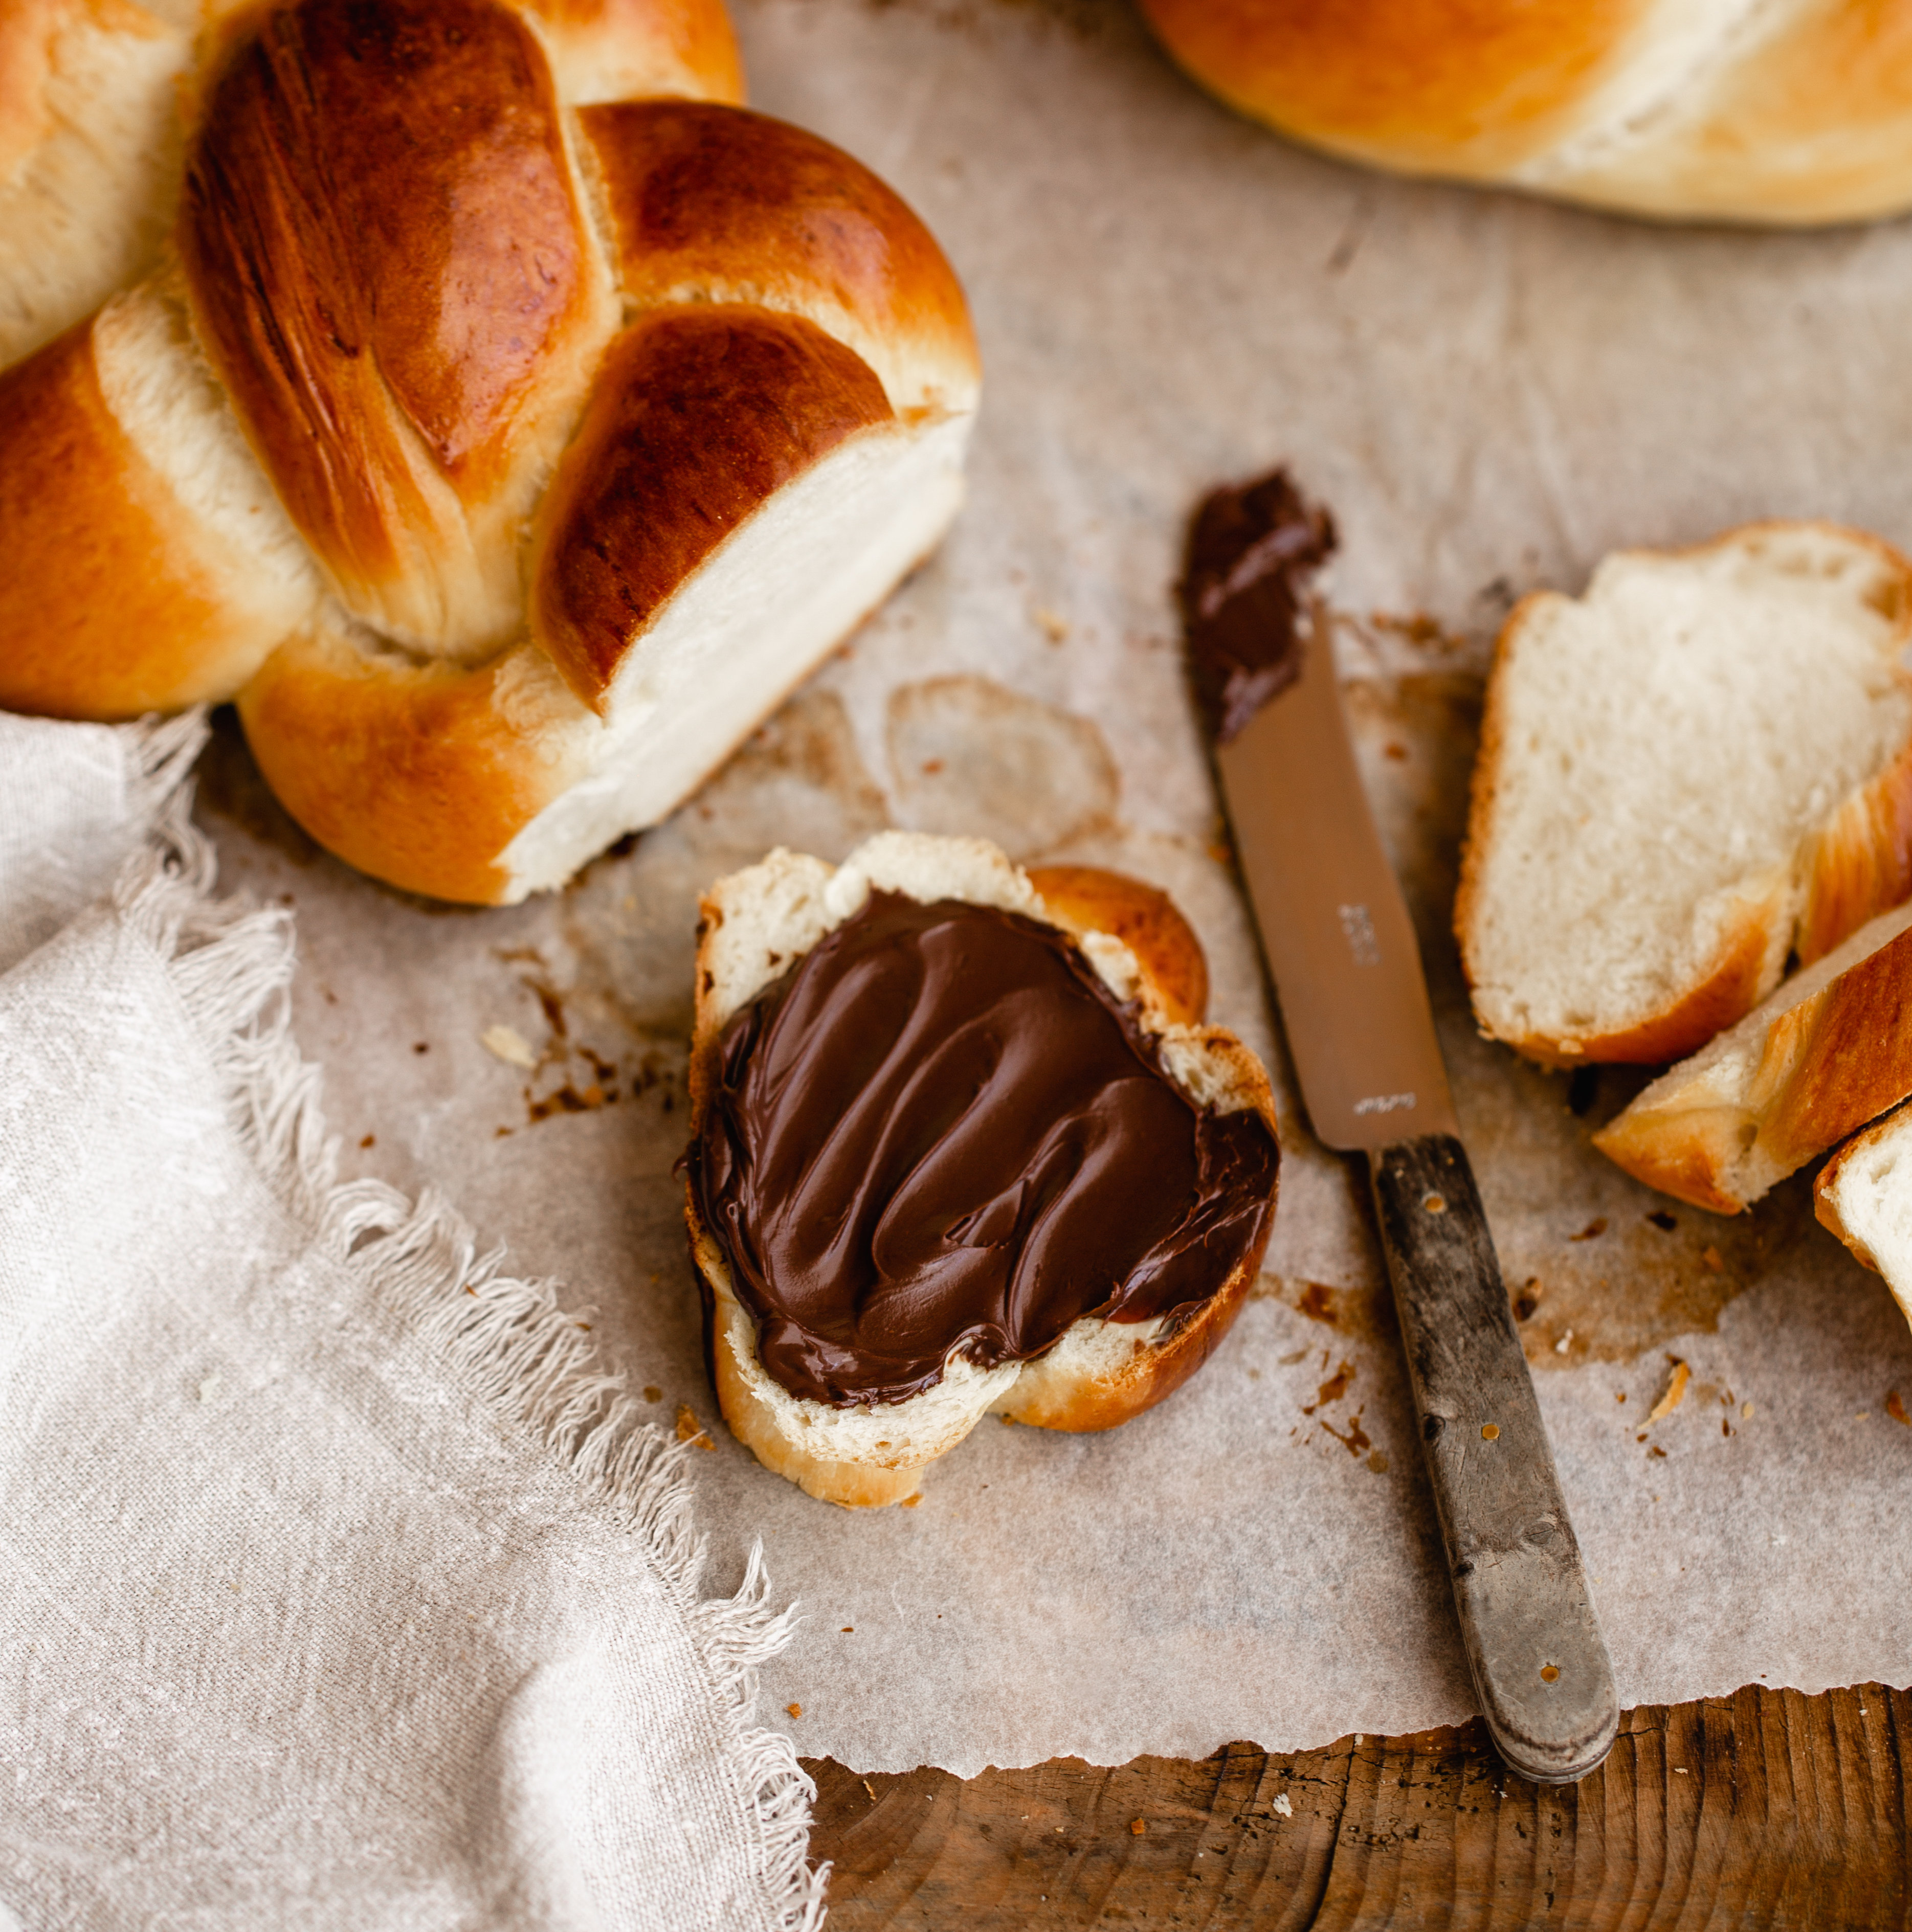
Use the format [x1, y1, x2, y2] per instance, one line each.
[0, 0, 979, 901]
[1138, 0, 1912, 226]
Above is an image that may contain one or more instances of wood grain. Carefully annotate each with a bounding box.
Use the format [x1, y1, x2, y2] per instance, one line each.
[807, 1683, 1910, 1927]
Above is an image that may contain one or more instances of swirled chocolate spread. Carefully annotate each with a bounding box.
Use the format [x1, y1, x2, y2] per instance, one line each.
[1181, 469, 1337, 745]
[690, 892, 1278, 1407]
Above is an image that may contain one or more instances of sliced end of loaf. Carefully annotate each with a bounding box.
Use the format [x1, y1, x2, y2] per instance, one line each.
[1458, 521, 1912, 1067]
[1816, 1102, 1912, 1337]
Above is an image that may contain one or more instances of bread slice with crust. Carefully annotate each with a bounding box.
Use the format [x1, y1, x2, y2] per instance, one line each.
[1457, 522, 1912, 1068]
[1815, 1103, 1912, 1336]
[1593, 898, 1912, 1213]
[683, 833, 1279, 1508]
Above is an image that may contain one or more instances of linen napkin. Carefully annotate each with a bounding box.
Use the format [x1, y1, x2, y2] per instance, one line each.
[0, 711, 822, 1931]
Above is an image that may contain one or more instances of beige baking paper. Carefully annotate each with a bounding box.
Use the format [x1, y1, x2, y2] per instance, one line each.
[196, 0, 1912, 1776]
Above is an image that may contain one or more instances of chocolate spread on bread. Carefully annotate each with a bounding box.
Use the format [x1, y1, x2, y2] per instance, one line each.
[1180, 469, 1336, 744]
[690, 892, 1278, 1406]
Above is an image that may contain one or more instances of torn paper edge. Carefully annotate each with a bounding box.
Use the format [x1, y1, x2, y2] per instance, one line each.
[105, 753, 828, 1932]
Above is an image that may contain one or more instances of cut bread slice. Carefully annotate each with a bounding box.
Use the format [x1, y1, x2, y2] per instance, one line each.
[683, 833, 1279, 1508]
[1457, 522, 1912, 1067]
[1593, 898, 1912, 1213]
[1815, 1103, 1912, 1336]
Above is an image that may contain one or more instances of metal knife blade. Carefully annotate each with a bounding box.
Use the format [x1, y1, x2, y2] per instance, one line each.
[1215, 610, 1620, 1785]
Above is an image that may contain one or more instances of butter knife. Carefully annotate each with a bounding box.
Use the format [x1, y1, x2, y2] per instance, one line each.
[1193, 497, 1618, 1783]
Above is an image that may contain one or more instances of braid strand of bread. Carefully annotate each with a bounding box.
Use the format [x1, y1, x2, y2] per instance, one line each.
[0, 0, 980, 902]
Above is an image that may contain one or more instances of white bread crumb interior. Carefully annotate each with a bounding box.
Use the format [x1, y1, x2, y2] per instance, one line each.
[1461, 523, 1912, 1061]
[1817, 1102, 1912, 1337]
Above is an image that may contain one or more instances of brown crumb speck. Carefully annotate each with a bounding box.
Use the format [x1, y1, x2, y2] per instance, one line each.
[1649, 1444, 1668, 1459]
[1887, 1390, 1910, 1427]
[787, 1703, 802, 1719]
[412, 1041, 429, 1054]
[901, 1494, 921, 1508]
[1569, 1218, 1607, 1242]
[1480, 1423, 1500, 1441]
[675, 1404, 716, 1451]
[359, 1134, 375, 1149]
[1129, 1817, 1147, 1836]
[841, 1627, 854, 1633]
[1647, 1209, 1678, 1231]
[1702, 1245, 1725, 1272]
[642, 1385, 662, 1403]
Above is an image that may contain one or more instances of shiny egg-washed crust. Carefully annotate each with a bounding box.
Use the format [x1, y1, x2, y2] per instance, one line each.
[1593, 902, 1912, 1215]
[0, 0, 979, 903]
[1025, 863, 1211, 1028]
[682, 835, 1279, 1508]
[1455, 521, 1912, 1069]
[1137, 0, 1912, 227]
[0, 308, 298, 715]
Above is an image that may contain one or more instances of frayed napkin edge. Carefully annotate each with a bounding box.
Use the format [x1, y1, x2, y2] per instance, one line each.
[108, 755, 828, 1932]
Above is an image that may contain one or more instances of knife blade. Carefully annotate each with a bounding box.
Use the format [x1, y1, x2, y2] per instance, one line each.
[1214, 600, 1619, 1786]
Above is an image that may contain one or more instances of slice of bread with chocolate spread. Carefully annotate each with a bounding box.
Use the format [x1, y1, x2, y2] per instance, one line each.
[682, 832, 1280, 1508]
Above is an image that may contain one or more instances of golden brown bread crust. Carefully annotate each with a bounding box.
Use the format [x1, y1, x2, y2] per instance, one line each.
[0, 313, 296, 718]
[237, 627, 595, 903]
[1027, 863, 1211, 1029]
[1593, 918, 1912, 1214]
[180, 0, 615, 647]
[683, 847, 1279, 1503]
[530, 305, 894, 710]
[0, 0, 63, 182]
[1138, 0, 1912, 225]
[1137, 0, 1648, 178]
[1798, 740, 1912, 968]
[580, 99, 980, 412]
[518, 0, 743, 104]
[1562, 2, 1912, 224]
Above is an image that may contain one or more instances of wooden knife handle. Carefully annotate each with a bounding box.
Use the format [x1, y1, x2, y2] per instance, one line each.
[1367, 1133, 1619, 1784]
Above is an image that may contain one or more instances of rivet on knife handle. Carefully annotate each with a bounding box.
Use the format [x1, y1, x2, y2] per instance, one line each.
[1368, 1133, 1619, 1783]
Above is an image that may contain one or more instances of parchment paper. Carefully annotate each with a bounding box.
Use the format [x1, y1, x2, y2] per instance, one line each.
[198, 0, 1912, 1775]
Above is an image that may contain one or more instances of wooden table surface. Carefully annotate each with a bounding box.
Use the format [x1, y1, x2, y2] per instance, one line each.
[808, 1682, 1908, 1927]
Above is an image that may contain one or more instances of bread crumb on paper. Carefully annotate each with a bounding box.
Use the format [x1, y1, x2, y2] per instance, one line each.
[675, 1404, 716, 1451]
[786, 1703, 801, 1720]
[481, 1024, 537, 1069]
[1649, 1359, 1690, 1422]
